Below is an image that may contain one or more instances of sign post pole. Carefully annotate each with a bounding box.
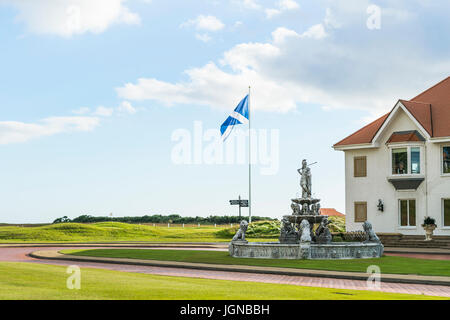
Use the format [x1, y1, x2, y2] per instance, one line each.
[238, 195, 241, 218]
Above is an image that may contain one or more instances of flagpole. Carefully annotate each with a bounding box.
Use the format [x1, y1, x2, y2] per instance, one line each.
[248, 86, 252, 224]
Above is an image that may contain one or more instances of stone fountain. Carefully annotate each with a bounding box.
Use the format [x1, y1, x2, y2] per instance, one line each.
[229, 159, 384, 259]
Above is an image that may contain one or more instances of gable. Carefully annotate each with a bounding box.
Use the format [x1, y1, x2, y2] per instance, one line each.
[334, 76, 450, 149]
[375, 107, 425, 144]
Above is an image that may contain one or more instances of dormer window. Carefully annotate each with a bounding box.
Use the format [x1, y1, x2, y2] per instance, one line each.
[391, 146, 421, 175]
[387, 131, 425, 176]
[411, 147, 420, 174]
[392, 148, 407, 174]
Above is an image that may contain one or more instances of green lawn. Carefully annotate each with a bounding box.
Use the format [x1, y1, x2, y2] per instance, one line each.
[63, 248, 450, 277]
[0, 222, 275, 243]
[0, 262, 444, 300]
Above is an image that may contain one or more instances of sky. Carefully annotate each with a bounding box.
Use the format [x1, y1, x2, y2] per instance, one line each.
[1, 0, 449, 223]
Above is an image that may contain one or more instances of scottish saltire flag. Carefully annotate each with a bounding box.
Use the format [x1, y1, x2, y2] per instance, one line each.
[220, 95, 249, 141]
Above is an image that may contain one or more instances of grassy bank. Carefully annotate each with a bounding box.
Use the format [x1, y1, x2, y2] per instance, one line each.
[63, 248, 450, 277]
[0, 262, 442, 300]
[0, 221, 277, 243]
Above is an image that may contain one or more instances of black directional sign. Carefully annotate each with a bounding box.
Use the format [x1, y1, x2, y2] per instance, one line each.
[229, 196, 248, 217]
[229, 199, 248, 207]
[239, 200, 249, 207]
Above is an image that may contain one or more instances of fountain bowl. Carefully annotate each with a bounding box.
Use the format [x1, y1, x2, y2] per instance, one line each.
[291, 198, 320, 205]
[229, 241, 384, 260]
[283, 214, 326, 225]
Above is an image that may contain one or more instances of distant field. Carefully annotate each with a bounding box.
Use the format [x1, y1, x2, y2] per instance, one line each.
[0, 221, 277, 243]
[0, 262, 442, 300]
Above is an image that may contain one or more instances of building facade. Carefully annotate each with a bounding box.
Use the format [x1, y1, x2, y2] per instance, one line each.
[334, 77, 450, 235]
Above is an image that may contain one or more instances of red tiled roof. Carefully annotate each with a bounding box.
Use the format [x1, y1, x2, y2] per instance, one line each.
[411, 76, 450, 138]
[334, 76, 450, 147]
[399, 100, 433, 136]
[320, 208, 345, 217]
[386, 130, 425, 144]
[333, 113, 389, 147]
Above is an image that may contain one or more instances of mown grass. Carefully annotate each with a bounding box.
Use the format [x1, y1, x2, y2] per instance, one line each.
[63, 249, 450, 277]
[0, 262, 444, 300]
[0, 222, 276, 243]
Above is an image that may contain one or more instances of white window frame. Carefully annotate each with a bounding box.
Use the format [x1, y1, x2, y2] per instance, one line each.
[441, 145, 450, 177]
[442, 198, 450, 229]
[398, 199, 417, 229]
[388, 144, 424, 177]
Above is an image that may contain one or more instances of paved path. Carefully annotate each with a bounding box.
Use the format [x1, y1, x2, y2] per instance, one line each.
[385, 252, 450, 260]
[1, 246, 450, 298]
[3, 242, 450, 259]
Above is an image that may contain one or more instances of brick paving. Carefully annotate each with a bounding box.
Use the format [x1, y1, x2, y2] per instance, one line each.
[384, 252, 450, 260]
[1, 246, 450, 298]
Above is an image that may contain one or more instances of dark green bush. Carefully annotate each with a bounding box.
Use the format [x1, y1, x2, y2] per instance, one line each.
[53, 214, 275, 225]
[215, 220, 280, 239]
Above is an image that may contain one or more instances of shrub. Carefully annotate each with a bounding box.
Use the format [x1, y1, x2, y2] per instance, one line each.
[53, 214, 276, 225]
[327, 216, 346, 233]
[215, 220, 280, 239]
[335, 231, 366, 242]
[422, 216, 436, 227]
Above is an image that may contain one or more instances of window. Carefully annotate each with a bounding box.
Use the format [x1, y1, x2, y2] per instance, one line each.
[354, 202, 367, 222]
[392, 148, 407, 174]
[354, 156, 367, 177]
[411, 147, 420, 174]
[444, 199, 450, 227]
[443, 146, 450, 174]
[399, 199, 416, 227]
[391, 146, 421, 175]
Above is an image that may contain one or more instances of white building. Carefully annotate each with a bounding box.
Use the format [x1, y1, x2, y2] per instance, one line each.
[334, 77, 450, 235]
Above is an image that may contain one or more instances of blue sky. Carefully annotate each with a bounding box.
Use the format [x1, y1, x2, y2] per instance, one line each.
[1, 0, 449, 223]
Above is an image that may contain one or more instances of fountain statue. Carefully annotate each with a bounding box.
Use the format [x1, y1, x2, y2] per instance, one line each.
[280, 159, 328, 243]
[229, 159, 384, 259]
[299, 159, 312, 199]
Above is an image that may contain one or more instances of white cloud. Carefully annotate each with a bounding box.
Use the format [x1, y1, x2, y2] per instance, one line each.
[116, 2, 450, 118]
[117, 62, 297, 112]
[0, 100, 140, 145]
[265, 0, 299, 18]
[180, 15, 225, 32]
[117, 101, 137, 114]
[235, 0, 261, 10]
[300, 24, 327, 39]
[265, 8, 281, 19]
[195, 33, 212, 42]
[3, 0, 140, 37]
[278, 0, 300, 10]
[72, 107, 91, 115]
[93, 106, 114, 117]
[0, 116, 99, 145]
[271, 27, 299, 44]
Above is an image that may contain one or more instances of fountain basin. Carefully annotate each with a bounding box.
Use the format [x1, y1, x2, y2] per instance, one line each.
[229, 241, 384, 260]
[291, 198, 320, 205]
[283, 214, 326, 225]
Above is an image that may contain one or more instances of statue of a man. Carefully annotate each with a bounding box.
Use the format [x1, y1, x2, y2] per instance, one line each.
[297, 159, 312, 198]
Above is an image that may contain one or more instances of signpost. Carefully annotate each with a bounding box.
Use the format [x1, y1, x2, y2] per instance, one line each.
[229, 195, 249, 218]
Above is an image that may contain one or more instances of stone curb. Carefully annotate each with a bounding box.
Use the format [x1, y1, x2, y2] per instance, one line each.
[29, 250, 450, 287]
[3, 243, 450, 255]
[0, 243, 228, 249]
[383, 247, 450, 255]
